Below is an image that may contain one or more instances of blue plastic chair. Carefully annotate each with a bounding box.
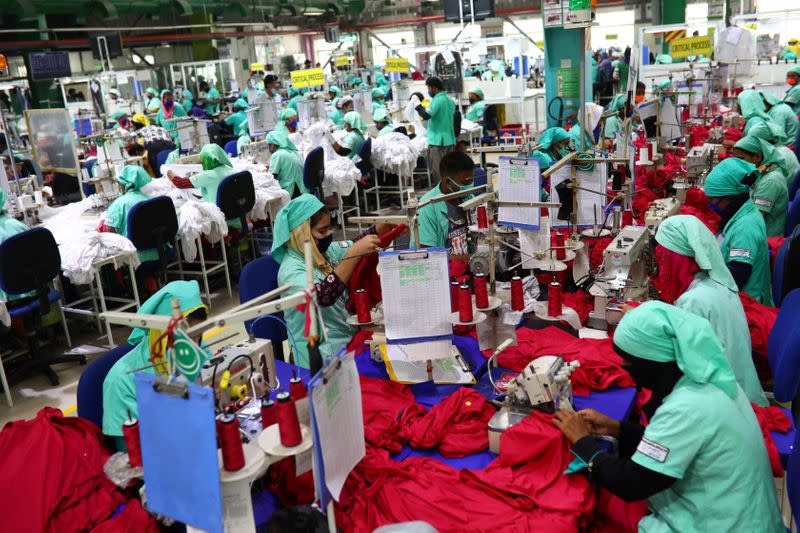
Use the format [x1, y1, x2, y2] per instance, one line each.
[787, 188, 800, 236]
[768, 289, 800, 405]
[238, 254, 286, 360]
[155, 149, 173, 171]
[773, 237, 788, 306]
[76, 344, 133, 428]
[127, 196, 179, 287]
[789, 169, 800, 202]
[223, 140, 238, 158]
[787, 428, 800, 525]
[82, 159, 97, 196]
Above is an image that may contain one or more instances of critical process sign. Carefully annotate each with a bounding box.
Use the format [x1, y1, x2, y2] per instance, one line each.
[670, 35, 713, 59]
[290, 67, 325, 89]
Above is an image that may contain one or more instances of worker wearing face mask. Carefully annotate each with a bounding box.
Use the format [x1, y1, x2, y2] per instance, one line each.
[327, 95, 353, 127]
[275, 108, 299, 135]
[411, 151, 475, 259]
[415, 76, 456, 183]
[464, 88, 486, 123]
[328, 111, 366, 159]
[784, 65, 800, 114]
[266, 129, 305, 198]
[732, 135, 789, 237]
[704, 158, 772, 304]
[273, 195, 388, 368]
[144, 87, 161, 114]
[759, 90, 799, 143]
[371, 88, 386, 114]
[533, 127, 572, 168]
[373, 109, 394, 136]
[747, 120, 799, 187]
[155, 89, 187, 140]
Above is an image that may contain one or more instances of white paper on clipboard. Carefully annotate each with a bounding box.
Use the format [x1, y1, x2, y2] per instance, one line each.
[497, 156, 541, 229]
[381, 343, 475, 384]
[659, 98, 682, 141]
[379, 249, 451, 343]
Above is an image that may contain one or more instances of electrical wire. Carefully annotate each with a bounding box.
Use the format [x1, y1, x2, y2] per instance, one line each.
[249, 314, 296, 359]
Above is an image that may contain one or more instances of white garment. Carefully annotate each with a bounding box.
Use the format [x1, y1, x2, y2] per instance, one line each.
[371, 132, 426, 176]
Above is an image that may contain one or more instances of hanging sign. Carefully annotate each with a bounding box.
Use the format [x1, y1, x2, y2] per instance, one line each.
[671, 35, 713, 59]
[290, 68, 325, 89]
[385, 58, 409, 73]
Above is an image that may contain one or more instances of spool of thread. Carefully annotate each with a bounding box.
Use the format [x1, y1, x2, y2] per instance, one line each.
[458, 284, 474, 322]
[261, 398, 277, 429]
[290, 377, 307, 400]
[548, 281, 562, 318]
[639, 147, 649, 163]
[651, 140, 659, 158]
[476, 206, 488, 229]
[217, 413, 245, 471]
[647, 142, 653, 159]
[474, 273, 489, 308]
[450, 280, 460, 312]
[510, 276, 524, 311]
[353, 288, 371, 323]
[553, 231, 566, 260]
[122, 419, 142, 468]
[276, 392, 303, 447]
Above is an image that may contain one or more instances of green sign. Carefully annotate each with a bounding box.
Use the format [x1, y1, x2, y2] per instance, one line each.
[557, 67, 580, 98]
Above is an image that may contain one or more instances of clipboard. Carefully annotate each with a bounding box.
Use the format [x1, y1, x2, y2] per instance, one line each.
[497, 156, 542, 230]
[135, 374, 223, 533]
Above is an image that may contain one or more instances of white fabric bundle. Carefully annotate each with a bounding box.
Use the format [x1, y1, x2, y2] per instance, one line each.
[322, 157, 360, 197]
[140, 177, 196, 208]
[409, 134, 429, 156]
[177, 200, 228, 262]
[371, 132, 423, 176]
[404, 95, 427, 136]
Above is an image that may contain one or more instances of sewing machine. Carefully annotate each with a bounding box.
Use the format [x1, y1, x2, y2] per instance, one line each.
[675, 144, 719, 202]
[644, 197, 681, 234]
[200, 337, 276, 402]
[488, 356, 579, 453]
[239, 141, 271, 165]
[586, 225, 651, 330]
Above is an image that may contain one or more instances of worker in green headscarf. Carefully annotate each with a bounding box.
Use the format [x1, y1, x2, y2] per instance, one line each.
[784, 65, 800, 114]
[224, 98, 249, 130]
[654, 215, 767, 405]
[704, 158, 772, 304]
[748, 120, 800, 186]
[144, 87, 161, 114]
[760, 90, 799, 142]
[266, 129, 305, 198]
[371, 87, 385, 114]
[534, 127, 572, 167]
[181, 89, 194, 114]
[102, 166, 161, 262]
[329, 111, 366, 159]
[481, 59, 507, 81]
[235, 117, 251, 155]
[373, 108, 394, 136]
[273, 194, 388, 368]
[328, 86, 342, 101]
[351, 76, 363, 86]
[553, 301, 782, 533]
[276, 108, 299, 135]
[0, 189, 35, 303]
[602, 94, 626, 149]
[464, 88, 486, 123]
[167, 143, 233, 204]
[155, 89, 188, 140]
[328, 95, 353, 128]
[654, 54, 673, 64]
[738, 89, 771, 136]
[732, 136, 789, 237]
[288, 88, 305, 112]
[102, 280, 208, 449]
[568, 122, 595, 151]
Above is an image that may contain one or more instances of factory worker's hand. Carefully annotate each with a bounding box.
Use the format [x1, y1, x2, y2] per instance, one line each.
[552, 409, 591, 444]
[347, 234, 382, 258]
[578, 409, 620, 438]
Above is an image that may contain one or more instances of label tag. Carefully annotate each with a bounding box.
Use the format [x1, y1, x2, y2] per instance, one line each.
[729, 248, 751, 259]
[637, 437, 669, 463]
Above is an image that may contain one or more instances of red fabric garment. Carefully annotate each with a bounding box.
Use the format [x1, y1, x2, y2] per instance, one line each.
[768, 236, 786, 270]
[561, 290, 594, 326]
[346, 224, 408, 313]
[632, 188, 658, 225]
[652, 245, 702, 304]
[90, 500, 160, 533]
[738, 292, 778, 379]
[688, 125, 710, 148]
[680, 187, 720, 234]
[402, 388, 496, 457]
[589, 488, 648, 533]
[449, 258, 469, 282]
[723, 126, 744, 144]
[346, 330, 373, 352]
[587, 236, 613, 271]
[751, 404, 792, 478]
[0, 407, 127, 533]
[360, 376, 426, 453]
[170, 175, 194, 189]
[265, 456, 315, 507]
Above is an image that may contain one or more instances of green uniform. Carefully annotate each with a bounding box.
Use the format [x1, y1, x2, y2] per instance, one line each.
[778, 145, 800, 186]
[181, 89, 194, 114]
[327, 108, 344, 127]
[341, 130, 365, 160]
[191, 165, 232, 205]
[603, 115, 623, 140]
[237, 134, 251, 154]
[613, 60, 629, 92]
[427, 92, 456, 147]
[105, 191, 158, 262]
[785, 85, 800, 114]
[0, 214, 35, 302]
[752, 166, 789, 237]
[371, 101, 384, 114]
[270, 149, 305, 196]
[288, 95, 304, 112]
[412, 184, 472, 254]
[768, 102, 799, 142]
[465, 100, 486, 122]
[378, 125, 394, 136]
[156, 104, 187, 140]
[719, 201, 772, 305]
[145, 96, 161, 114]
[225, 110, 247, 129]
[204, 88, 221, 116]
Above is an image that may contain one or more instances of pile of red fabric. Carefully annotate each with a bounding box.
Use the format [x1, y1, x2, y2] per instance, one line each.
[0, 408, 131, 532]
[751, 404, 792, 477]
[680, 187, 720, 234]
[346, 224, 408, 313]
[561, 290, 594, 326]
[688, 125, 711, 148]
[266, 456, 315, 507]
[360, 376, 426, 453]
[587, 236, 614, 271]
[739, 292, 779, 380]
[632, 188, 658, 225]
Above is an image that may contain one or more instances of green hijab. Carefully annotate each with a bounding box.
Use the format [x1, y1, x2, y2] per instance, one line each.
[372, 108, 390, 124]
[199, 143, 232, 171]
[371, 88, 384, 100]
[469, 88, 484, 100]
[789, 65, 800, 76]
[234, 117, 250, 137]
[614, 301, 738, 398]
[748, 120, 789, 146]
[266, 129, 298, 152]
[704, 157, 758, 197]
[279, 108, 298, 121]
[111, 110, 127, 120]
[343, 111, 367, 133]
[117, 165, 152, 192]
[146, 87, 158, 98]
[655, 215, 737, 291]
[760, 90, 781, 107]
[352, 77, 363, 86]
[738, 89, 770, 121]
[608, 94, 626, 112]
[182, 89, 193, 101]
[159, 89, 172, 99]
[537, 127, 569, 150]
[233, 98, 249, 111]
[271, 194, 325, 263]
[0, 190, 8, 215]
[329, 86, 342, 98]
[734, 135, 787, 175]
[128, 280, 206, 345]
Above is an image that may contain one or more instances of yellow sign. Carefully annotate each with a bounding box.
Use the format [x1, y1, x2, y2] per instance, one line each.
[335, 56, 349, 67]
[290, 67, 325, 89]
[249, 62, 264, 72]
[385, 58, 409, 73]
[670, 35, 713, 59]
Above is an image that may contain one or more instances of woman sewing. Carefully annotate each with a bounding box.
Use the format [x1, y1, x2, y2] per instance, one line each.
[100, 165, 159, 262]
[329, 112, 367, 159]
[167, 143, 233, 207]
[266, 130, 306, 198]
[272, 195, 394, 368]
[553, 301, 783, 533]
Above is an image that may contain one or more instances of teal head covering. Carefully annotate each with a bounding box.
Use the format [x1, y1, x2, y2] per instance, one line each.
[704, 157, 758, 197]
[343, 111, 367, 133]
[271, 194, 325, 263]
[146, 87, 158, 97]
[655, 215, 737, 291]
[0, 190, 7, 215]
[371, 88, 384, 100]
[266, 129, 298, 152]
[656, 79, 671, 92]
[128, 280, 206, 345]
[111, 110, 127, 121]
[182, 89, 193, 101]
[372, 108, 390, 124]
[734, 135, 787, 175]
[738, 89, 770, 121]
[279, 108, 298, 121]
[789, 65, 800, 76]
[537, 127, 570, 150]
[748, 120, 789, 145]
[289, 87, 300, 97]
[329, 86, 342, 98]
[608, 94, 626, 112]
[614, 301, 738, 398]
[159, 89, 172, 99]
[233, 98, 249, 111]
[117, 165, 152, 192]
[234, 117, 249, 137]
[469, 88, 484, 100]
[352, 77, 363, 86]
[655, 55, 673, 64]
[199, 143, 232, 171]
[759, 90, 780, 107]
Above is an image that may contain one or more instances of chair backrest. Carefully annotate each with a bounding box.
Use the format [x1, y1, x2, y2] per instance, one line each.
[127, 196, 179, 250]
[303, 146, 325, 198]
[356, 137, 373, 176]
[155, 149, 173, 171]
[484, 104, 499, 133]
[775, 226, 800, 305]
[787, 189, 800, 236]
[238, 254, 285, 360]
[76, 344, 133, 428]
[789, 169, 800, 202]
[0, 227, 60, 311]
[773, 236, 788, 306]
[768, 289, 800, 403]
[788, 428, 800, 525]
[216, 171, 255, 222]
[223, 139, 238, 158]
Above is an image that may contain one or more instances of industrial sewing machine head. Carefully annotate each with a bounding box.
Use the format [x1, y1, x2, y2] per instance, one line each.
[676, 144, 719, 202]
[644, 197, 681, 234]
[487, 355, 580, 453]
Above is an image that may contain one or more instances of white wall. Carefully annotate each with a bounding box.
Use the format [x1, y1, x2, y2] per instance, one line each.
[591, 9, 637, 50]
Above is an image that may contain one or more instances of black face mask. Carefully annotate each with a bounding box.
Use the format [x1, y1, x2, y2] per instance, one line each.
[613, 343, 682, 420]
[317, 234, 333, 253]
